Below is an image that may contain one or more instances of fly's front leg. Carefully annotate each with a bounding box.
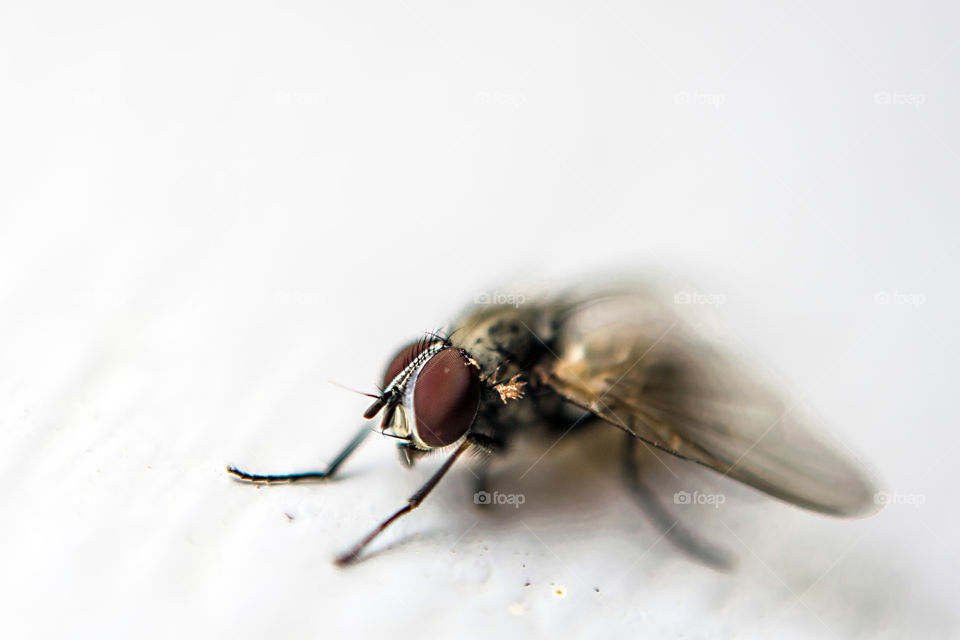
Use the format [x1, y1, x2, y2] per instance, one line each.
[227, 424, 371, 484]
[335, 435, 482, 566]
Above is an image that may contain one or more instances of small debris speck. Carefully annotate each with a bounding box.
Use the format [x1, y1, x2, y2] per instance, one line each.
[552, 584, 567, 598]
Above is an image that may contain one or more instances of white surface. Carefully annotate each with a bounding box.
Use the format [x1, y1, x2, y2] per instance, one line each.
[1, 2, 958, 638]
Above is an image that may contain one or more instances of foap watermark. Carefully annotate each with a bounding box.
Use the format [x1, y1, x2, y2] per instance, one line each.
[874, 291, 925, 307]
[475, 91, 526, 109]
[674, 91, 726, 108]
[475, 291, 526, 307]
[674, 290, 726, 307]
[674, 490, 726, 508]
[874, 491, 925, 508]
[474, 490, 525, 508]
[873, 90, 926, 108]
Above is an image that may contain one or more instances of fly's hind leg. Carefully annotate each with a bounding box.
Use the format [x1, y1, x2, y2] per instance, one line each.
[622, 432, 737, 571]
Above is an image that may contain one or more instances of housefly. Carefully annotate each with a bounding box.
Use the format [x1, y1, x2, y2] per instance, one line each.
[228, 284, 882, 566]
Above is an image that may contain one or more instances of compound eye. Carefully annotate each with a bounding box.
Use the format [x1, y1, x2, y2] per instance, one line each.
[413, 348, 481, 448]
[383, 340, 436, 388]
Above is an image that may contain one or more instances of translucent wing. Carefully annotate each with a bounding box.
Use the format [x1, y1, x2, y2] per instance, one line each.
[538, 289, 881, 518]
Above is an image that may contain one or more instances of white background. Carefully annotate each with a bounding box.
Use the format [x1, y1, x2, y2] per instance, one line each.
[1, 1, 958, 638]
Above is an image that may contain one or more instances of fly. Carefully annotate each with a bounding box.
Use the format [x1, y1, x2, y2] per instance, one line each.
[227, 286, 883, 567]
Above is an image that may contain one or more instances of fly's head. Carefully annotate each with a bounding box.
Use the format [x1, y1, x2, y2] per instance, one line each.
[363, 336, 482, 456]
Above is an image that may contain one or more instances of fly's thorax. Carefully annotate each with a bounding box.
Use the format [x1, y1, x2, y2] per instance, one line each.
[438, 303, 563, 439]
[449, 303, 557, 377]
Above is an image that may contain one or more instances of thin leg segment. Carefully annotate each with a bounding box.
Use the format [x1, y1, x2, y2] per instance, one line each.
[334, 437, 474, 566]
[227, 424, 371, 484]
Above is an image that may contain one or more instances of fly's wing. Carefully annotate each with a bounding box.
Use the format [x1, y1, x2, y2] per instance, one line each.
[538, 290, 881, 518]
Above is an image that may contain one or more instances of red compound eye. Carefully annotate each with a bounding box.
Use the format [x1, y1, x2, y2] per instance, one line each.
[412, 348, 481, 448]
[382, 341, 436, 388]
